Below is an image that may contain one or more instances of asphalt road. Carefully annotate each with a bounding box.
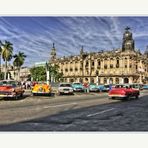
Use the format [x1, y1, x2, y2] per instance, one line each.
[0, 90, 148, 131]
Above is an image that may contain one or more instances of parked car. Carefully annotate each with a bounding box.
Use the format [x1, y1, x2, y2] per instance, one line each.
[130, 83, 143, 90]
[58, 83, 74, 95]
[72, 82, 84, 92]
[0, 80, 24, 99]
[108, 84, 140, 100]
[98, 85, 105, 92]
[102, 84, 110, 92]
[89, 83, 99, 92]
[143, 84, 148, 90]
[32, 82, 52, 96]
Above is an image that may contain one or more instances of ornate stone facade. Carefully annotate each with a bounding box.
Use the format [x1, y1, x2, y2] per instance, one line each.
[49, 27, 148, 84]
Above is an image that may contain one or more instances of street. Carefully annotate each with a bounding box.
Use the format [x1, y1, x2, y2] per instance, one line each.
[0, 90, 147, 131]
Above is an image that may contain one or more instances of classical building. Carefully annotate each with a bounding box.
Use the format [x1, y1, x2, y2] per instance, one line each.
[1, 64, 31, 81]
[49, 27, 148, 84]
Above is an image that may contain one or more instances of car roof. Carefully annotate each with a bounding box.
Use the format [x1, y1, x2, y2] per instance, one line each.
[73, 82, 81, 84]
[59, 83, 71, 85]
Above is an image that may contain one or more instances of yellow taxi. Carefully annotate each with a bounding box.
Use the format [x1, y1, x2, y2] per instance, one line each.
[32, 82, 52, 96]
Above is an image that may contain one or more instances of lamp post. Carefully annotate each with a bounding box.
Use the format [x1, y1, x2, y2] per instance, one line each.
[46, 62, 50, 85]
[96, 70, 99, 85]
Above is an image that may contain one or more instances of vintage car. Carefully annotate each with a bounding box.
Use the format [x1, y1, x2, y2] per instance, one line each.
[130, 83, 143, 90]
[58, 83, 74, 95]
[0, 80, 24, 99]
[32, 82, 52, 96]
[89, 83, 99, 92]
[72, 82, 84, 92]
[108, 84, 140, 100]
[143, 84, 148, 90]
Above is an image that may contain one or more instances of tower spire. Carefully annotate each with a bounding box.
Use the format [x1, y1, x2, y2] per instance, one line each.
[80, 46, 84, 55]
[50, 43, 56, 61]
[53, 42, 55, 48]
[122, 26, 135, 52]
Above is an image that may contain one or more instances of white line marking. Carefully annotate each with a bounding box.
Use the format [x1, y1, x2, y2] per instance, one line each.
[43, 102, 77, 109]
[87, 108, 115, 117]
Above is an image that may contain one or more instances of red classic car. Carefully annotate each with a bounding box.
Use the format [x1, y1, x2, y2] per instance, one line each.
[108, 84, 140, 100]
[0, 80, 24, 99]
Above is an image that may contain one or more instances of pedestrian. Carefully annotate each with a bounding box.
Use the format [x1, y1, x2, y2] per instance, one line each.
[109, 84, 112, 91]
[83, 81, 89, 93]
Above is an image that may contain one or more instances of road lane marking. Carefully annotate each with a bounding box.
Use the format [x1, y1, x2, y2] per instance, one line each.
[43, 102, 78, 109]
[87, 108, 115, 117]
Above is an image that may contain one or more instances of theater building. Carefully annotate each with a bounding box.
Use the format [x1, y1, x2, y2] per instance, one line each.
[49, 27, 148, 84]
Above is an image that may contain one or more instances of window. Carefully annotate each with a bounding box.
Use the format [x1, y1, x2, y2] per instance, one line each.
[91, 78, 94, 83]
[104, 64, 107, 69]
[125, 65, 127, 68]
[110, 64, 113, 68]
[115, 78, 119, 84]
[104, 78, 107, 84]
[85, 61, 89, 67]
[116, 59, 119, 68]
[75, 67, 78, 71]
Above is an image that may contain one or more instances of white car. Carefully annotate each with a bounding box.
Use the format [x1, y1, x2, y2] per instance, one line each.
[58, 83, 74, 95]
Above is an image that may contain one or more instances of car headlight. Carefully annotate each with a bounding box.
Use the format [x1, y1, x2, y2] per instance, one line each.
[10, 88, 15, 92]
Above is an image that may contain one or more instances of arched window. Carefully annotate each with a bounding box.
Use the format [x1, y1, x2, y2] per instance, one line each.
[115, 78, 119, 84]
[70, 79, 74, 83]
[109, 78, 113, 84]
[91, 78, 94, 83]
[79, 78, 83, 83]
[116, 57, 120, 68]
[104, 78, 107, 84]
[124, 78, 129, 83]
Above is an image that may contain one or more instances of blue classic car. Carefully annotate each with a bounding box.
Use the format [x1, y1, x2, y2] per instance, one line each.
[98, 85, 105, 92]
[143, 84, 148, 90]
[98, 84, 111, 92]
[72, 82, 84, 92]
[89, 83, 99, 92]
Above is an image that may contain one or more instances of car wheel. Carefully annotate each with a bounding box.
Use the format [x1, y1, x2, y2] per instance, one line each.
[14, 94, 18, 100]
[125, 96, 130, 101]
[33, 93, 36, 96]
[135, 95, 139, 99]
[20, 93, 23, 98]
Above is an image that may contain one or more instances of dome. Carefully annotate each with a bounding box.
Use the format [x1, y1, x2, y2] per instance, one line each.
[124, 31, 132, 39]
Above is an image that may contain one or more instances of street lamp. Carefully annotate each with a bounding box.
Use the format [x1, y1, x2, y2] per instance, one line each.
[96, 70, 99, 85]
[45, 62, 50, 85]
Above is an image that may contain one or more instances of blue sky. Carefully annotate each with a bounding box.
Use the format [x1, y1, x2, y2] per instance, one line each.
[0, 17, 148, 67]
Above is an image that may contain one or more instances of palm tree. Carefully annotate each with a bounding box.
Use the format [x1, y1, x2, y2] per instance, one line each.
[1, 41, 13, 80]
[13, 52, 26, 81]
[0, 41, 2, 75]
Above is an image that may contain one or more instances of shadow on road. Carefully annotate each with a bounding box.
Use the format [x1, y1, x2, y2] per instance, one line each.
[1, 94, 31, 101]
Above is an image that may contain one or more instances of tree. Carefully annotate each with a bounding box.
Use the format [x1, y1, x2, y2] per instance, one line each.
[30, 66, 46, 81]
[13, 51, 26, 81]
[1, 41, 13, 80]
[47, 64, 63, 82]
[0, 41, 2, 74]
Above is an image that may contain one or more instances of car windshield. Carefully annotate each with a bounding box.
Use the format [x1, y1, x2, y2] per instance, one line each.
[60, 84, 71, 87]
[115, 85, 129, 88]
[73, 83, 81, 85]
[104, 85, 109, 88]
[0, 81, 17, 87]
